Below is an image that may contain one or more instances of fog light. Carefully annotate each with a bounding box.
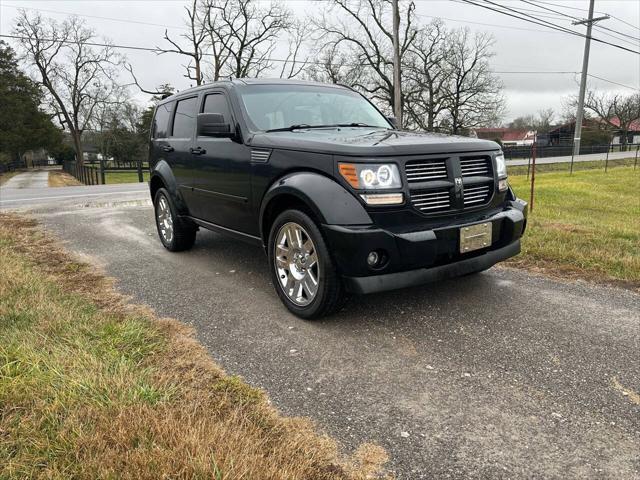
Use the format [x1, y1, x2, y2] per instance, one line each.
[367, 251, 380, 267]
[498, 179, 508, 192]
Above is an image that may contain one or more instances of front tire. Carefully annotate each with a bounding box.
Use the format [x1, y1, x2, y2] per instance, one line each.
[154, 188, 196, 252]
[268, 209, 345, 319]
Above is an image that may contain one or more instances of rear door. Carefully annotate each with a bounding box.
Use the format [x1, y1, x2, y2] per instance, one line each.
[167, 95, 199, 209]
[149, 100, 173, 171]
[191, 90, 254, 233]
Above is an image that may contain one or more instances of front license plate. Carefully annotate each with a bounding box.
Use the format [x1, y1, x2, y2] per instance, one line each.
[459, 222, 492, 254]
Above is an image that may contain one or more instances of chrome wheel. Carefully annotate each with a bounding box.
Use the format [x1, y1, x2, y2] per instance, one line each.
[156, 195, 174, 244]
[274, 222, 319, 306]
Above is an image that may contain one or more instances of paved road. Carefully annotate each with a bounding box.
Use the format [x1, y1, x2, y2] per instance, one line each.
[506, 150, 636, 166]
[1, 169, 50, 189]
[0, 175, 148, 209]
[2, 173, 639, 479]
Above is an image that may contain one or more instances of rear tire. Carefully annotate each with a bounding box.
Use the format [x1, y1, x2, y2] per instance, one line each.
[268, 209, 345, 319]
[154, 188, 196, 252]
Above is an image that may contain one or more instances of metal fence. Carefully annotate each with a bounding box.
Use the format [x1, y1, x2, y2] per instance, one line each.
[0, 160, 27, 174]
[503, 143, 640, 160]
[63, 159, 145, 185]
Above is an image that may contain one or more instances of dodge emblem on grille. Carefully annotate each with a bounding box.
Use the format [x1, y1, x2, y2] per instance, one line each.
[454, 177, 463, 189]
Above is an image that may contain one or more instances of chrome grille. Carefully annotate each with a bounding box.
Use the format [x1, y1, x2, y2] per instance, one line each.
[463, 184, 492, 207]
[410, 189, 451, 213]
[405, 159, 447, 182]
[460, 156, 491, 177]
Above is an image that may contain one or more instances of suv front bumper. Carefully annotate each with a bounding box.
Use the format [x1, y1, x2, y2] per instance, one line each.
[322, 199, 527, 294]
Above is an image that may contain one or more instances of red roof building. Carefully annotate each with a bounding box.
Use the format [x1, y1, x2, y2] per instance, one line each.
[470, 128, 536, 146]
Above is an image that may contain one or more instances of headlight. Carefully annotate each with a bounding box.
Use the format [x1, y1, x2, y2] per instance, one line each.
[495, 153, 507, 178]
[338, 163, 401, 190]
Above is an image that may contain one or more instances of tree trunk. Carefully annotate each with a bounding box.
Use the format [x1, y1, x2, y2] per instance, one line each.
[621, 129, 628, 151]
[71, 131, 85, 166]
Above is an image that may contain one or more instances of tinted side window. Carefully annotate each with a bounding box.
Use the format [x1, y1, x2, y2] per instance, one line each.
[153, 102, 173, 138]
[203, 94, 232, 123]
[171, 97, 198, 138]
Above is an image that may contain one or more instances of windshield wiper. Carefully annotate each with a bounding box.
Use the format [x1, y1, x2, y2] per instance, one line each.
[265, 123, 389, 133]
[265, 124, 312, 132]
[335, 123, 389, 129]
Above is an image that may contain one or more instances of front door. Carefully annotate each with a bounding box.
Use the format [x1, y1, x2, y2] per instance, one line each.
[167, 96, 199, 209]
[191, 91, 253, 233]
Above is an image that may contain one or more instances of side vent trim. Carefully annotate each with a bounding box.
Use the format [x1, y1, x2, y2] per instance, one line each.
[251, 149, 272, 163]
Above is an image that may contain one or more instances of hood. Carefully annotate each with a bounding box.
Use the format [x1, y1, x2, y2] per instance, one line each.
[247, 127, 500, 157]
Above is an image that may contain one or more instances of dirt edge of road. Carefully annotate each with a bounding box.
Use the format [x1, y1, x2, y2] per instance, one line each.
[0, 212, 390, 480]
[48, 170, 82, 187]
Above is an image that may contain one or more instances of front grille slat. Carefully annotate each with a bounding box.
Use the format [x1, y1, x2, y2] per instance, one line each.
[460, 156, 491, 177]
[405, 158, 448, 183]
[406, 154, 495, 215]
[463, 183, 492, 207]
[410, 186, 451, 213]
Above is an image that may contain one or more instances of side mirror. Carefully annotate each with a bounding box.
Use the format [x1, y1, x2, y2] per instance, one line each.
[386, 116, 398, 128]
[197, 113, 232, 137]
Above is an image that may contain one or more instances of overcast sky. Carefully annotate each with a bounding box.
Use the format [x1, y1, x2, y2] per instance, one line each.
[1, 0, 638, 123]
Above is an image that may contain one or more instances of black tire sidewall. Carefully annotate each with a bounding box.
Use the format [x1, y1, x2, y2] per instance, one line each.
[268, 210, 339, 319]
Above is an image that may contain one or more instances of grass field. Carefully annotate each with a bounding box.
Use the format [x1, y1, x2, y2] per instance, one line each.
[508, 166, 639, 288]
[104, 171, 149, 184]
[0, 213, 387, 479]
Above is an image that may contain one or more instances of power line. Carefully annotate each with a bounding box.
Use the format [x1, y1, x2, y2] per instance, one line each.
[587, 74, 639, 92]
[519, 0, 580, 22]
[528, 0, 640, 33]
[593, 24, 640, 44]
[3, 4, 186, 30]
[459, 0, 640, 55]
[518, 0, 639, 44]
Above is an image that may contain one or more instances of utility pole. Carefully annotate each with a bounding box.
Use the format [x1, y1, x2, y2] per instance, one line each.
[572, 0, 609, 161]
[392, 0, 402, 128]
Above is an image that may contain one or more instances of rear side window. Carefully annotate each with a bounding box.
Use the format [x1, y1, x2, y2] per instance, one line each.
[171, 97, 198, 138]
[203, 93, 232, 123]
[153, 102, 173, 138]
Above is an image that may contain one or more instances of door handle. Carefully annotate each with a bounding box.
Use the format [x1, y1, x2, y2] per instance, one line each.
[161, 145, 174, 153]
[190, 147, 206, 155]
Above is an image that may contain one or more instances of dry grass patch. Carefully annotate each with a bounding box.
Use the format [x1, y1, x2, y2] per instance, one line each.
[0, 170, 23, 186]
[0, 213, 389, 479]
[48, 170, 83, 187]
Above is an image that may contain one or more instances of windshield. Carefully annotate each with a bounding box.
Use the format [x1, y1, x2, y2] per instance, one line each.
[237, 84, 391, 131]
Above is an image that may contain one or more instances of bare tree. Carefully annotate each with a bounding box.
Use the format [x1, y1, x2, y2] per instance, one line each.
[278, 19, 310, 79]
[200, 0, 232, 81]
[583, 91, 640, 149]
[508, 109, 554, 131]
[403, 20, 450, 131]
[202, 0, 290, 79]
[158, 0, 207, 86]
[313, 0, 417, 123]
[304, 45, 365, 85]
[536, 108, 555, 131]
[442, 29, 504, 134]
[13, 11, 124, 165]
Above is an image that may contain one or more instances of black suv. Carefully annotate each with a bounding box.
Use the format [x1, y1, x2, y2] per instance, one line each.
[149, 79, 527, 318]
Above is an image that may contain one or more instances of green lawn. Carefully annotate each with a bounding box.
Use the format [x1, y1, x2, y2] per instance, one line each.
[508, 166, 639, 288]
[104, 171, 149, 184]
